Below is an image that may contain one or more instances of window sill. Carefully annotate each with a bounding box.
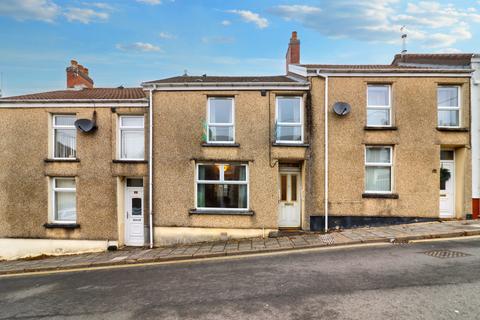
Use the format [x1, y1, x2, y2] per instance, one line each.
[112, 160, 148, 164]
[272, 142, 310, 147]
[362, 193, 399, 199]
[364, 126, 398, 131]
[44, 158, 80, 163]
[201, 143, 240, 147]
[43, 223, 80, 229]
[189, 209, 254, 216]
[436, 127, 469, 132]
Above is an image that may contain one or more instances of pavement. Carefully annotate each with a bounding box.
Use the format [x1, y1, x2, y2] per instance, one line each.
[1, 237, 480, 319]
[1, 220, 480, 276]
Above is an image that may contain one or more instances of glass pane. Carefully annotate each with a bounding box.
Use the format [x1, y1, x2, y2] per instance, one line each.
[366, 147, 391, 163]
[209, 99, 233, 124]
[132, 198, 142, 215]
[440, 150, 454, 161]
[277, 125, 302, 141]
[121, 130, 144, 159]
[281, 175, 287, 201]
[54, 129, 76, 158]
[365, 167, 391, 192]
[291, 175, 297, 201]
[438, 110, 459, 127]
[54, 115, 76, 126]
[224, 165, 246, 181]
[55, 191, 76, 221]
[127, 178, 143, 187]
[197, 184, 247, 209]
[368, 86, 389, 106]
[55, 178, 75, 189]
[121, 116, 144, 127]
[278, 97, 301, 123]
[208, 126, 233, 142]
[438, 87, 458, 107]
[198, 165, 220, 180]
[440, 167, 451, 190]
[367, 109, 390, 126]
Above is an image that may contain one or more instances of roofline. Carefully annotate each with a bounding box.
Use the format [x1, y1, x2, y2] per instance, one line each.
[288, 65, 472, 78]
[0, 101, 149, 108]
[0, 98, 147, 103]
[141, 81, 309, 91]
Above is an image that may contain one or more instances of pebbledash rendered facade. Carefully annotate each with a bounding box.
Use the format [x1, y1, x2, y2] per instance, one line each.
[0, 33, 477, 258]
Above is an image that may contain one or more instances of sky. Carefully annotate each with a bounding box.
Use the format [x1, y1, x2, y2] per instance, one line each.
[0, 0, 479, 96]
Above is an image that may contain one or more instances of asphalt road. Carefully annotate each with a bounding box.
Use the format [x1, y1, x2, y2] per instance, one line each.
[1, 238, 479, 320]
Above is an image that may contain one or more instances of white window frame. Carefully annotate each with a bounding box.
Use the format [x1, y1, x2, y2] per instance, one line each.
[118, 115, 145, 160]
[275, 96, 304, 144]
[437, 86, 461, 128]
[206, 97, 235, 144]
[364, 146, 393, 194]
[366, 85, 392, 127]
[51, 177, 77, 224]
[52, 114, 77, 160]
[195, 163, 249, 211]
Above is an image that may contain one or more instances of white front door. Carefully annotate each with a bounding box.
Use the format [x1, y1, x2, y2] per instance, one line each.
[125, 179, 144, 246]
[440, 160, 455, 218]
[278, 172, 301, 228]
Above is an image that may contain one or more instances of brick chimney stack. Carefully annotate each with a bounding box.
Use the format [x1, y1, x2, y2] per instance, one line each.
[66, 60, 94, 88]
[286, 31, 300, 73]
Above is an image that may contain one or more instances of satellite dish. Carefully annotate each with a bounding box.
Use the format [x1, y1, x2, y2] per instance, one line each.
[74, 119, 97, 133]
[333, 102, 351, 116]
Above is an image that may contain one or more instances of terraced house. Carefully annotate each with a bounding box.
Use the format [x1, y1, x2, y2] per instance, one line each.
[0, 33, 476, 258]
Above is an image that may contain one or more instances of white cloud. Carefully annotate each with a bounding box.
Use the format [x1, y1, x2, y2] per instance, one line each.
[227, 9, 268, 29]
[221, 20, 231, 26]
[64, 7, 109, 24]
[0, 0, 60, 22]
[84, 2, 114, 10]
[116, 42, 162, 52]
[201, 36, 235, 44]
[159, 32, 176, 39]
[136, 0, 162, 5]
[270, 0, 480, 50]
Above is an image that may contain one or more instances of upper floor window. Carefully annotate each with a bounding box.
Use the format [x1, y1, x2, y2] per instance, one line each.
[52, 177, 76, 223]
[276, 96, 303, 143]
[119, 116, 144, 160]
[367, 85, 391, 127]
[438, 86, 460, 127]
[53, 115, 77, 159]
[207, 97, 234, 143]
[365, 146, 393, 193]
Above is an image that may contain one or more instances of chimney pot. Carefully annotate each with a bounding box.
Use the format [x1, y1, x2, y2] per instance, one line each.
[66, 59, 93, 89]
[285, 31, 300, 74]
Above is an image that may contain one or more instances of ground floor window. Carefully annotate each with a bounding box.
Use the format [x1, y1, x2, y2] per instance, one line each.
[365, 146, 393, 193]
[52, 177, 76, 223]
[196, 163, 248, 210]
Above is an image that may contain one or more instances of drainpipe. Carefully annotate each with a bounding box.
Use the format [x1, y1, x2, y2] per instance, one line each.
[148, 88, 154, 248]
[316, 71, 329, 232]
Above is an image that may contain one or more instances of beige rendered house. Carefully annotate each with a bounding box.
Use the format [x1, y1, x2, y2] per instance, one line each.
[0, 33, 474, 258]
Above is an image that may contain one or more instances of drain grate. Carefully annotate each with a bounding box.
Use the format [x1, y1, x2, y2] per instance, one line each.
[423, 250, 471, 259]
[320, 234, 335, 245]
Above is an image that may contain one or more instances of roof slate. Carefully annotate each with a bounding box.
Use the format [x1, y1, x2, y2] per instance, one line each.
[143, 75, 301, 84]
[0, 87, 146, 101]
[391, 53, 474, 66]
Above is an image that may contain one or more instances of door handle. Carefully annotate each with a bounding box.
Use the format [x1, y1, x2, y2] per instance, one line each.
[127, 211, 129, 219]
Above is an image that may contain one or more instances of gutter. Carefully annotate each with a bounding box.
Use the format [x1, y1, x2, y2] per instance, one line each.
[148, 89, 154, 249]
[316, 71, 329, 233]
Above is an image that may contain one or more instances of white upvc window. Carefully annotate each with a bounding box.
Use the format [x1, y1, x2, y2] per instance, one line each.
[52, 115, 77, 159]
[365, 146, 393, 193]
[438, 86, 460, 128]
[367, 85, 391, 127]
[195, 163, 248, 211]
[119, 115, 145, 160]
[276, 96, 303, 143]
[51, 177, 76, 223]
[207, 97, 235, 143]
